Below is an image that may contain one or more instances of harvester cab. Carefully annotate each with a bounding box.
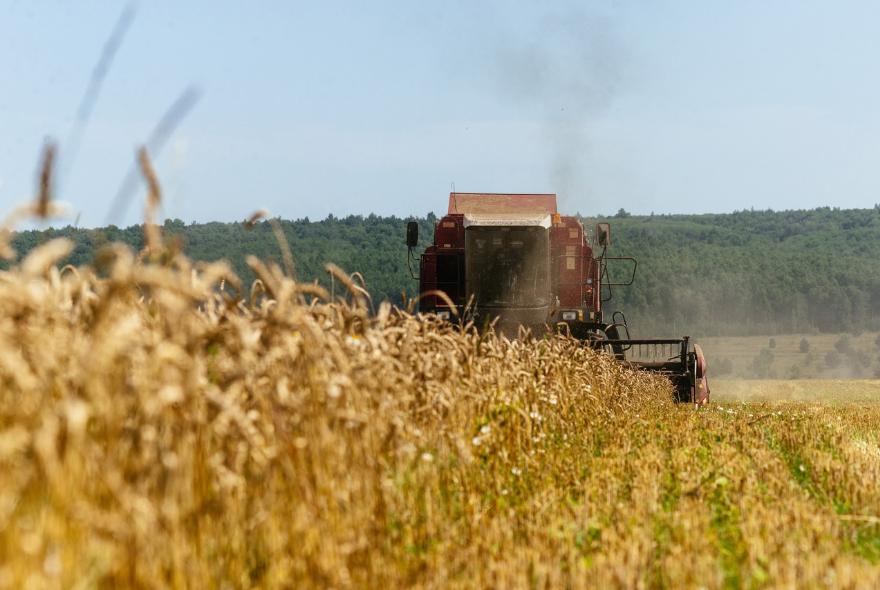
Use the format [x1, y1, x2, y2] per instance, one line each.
[406, 193, 709, 405]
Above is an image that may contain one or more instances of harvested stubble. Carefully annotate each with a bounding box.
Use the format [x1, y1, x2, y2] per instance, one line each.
[1, 241, 880, 588]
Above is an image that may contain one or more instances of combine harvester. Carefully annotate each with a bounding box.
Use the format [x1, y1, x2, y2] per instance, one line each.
[405, 193, 709, 405]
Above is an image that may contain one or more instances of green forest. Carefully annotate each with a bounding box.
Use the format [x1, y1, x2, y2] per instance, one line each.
[6, 206, 880, 337]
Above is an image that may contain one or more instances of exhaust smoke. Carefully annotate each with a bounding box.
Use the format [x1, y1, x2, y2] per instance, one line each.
[490, 9, 628, 204]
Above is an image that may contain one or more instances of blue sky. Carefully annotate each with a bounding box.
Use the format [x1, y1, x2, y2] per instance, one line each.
[2, 1, 880, 227]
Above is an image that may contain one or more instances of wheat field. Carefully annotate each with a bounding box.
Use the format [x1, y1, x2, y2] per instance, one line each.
[0, 233, 878, 589]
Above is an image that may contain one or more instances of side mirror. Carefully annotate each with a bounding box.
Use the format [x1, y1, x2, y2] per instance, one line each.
[596, 222, 611, 247]
[406, 221, 419, 248]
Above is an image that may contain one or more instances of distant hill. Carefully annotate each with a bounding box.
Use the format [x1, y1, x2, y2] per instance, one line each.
[6, 206, 880, 337]
[606, 207, 880, 336]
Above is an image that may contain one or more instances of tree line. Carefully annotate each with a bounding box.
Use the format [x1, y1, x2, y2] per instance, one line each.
[5, 206, 880, 337]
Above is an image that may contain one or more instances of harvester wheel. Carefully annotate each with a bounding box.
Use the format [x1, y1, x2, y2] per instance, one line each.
[693, 344, 709, 406]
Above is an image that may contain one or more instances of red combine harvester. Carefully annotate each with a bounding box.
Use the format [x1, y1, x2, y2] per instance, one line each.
[405, 192, 709, 405]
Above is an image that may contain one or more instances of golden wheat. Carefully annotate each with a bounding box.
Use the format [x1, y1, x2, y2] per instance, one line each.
[0, 237, 879, 588]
